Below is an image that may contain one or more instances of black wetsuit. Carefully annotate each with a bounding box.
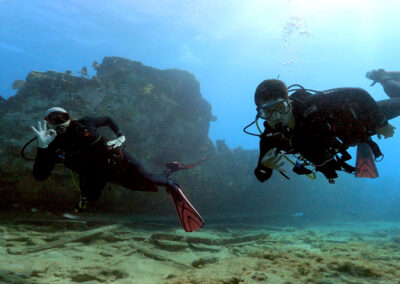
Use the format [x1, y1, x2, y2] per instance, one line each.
[254, 88, 389, 181]
[380, 79, 400, 99]
[376, 78, 400, 120]
[33, 116, 168, 202]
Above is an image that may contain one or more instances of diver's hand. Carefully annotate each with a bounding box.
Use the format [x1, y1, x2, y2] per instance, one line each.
[107, 135, 125, 149]
[376, 123, 396, 139]
[261, 149, 285, 172]
[31, 120, 57, 148]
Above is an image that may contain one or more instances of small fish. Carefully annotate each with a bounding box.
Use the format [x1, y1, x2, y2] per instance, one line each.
[292, 212, 304, 217]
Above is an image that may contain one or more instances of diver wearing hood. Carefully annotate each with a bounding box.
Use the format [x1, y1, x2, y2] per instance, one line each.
[31, 107, 167, 205]
[251, 79, 396, 183]
[30, 107, 205, 232]
[43, 107, 71, 134]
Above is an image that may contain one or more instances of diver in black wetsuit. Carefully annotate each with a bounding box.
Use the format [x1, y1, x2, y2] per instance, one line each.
[366, 69, 400, 128]
[249, 79, 399, 183]
[366, 69, 400, 99]
[31, 107, 205, 232]
[31, 107, 175, 212]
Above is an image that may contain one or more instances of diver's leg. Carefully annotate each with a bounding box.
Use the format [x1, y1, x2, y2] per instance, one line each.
[74, 175, 107, 212]
[113, 150, 204, 232]
[112, 150, 169, 191]
[381, 80, 400, 99]
[366, 69, 400, 98]
[79, 175, 107, 202]
[377, 98, 400, 120]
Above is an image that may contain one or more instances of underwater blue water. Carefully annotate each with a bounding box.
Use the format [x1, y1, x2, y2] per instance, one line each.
[2, 0, 400, 218]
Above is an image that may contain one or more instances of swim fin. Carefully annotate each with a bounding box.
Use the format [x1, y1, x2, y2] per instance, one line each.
[165, 155, 211, 176]
[355, 143, 379, 178]
[167, 183, 204, 232]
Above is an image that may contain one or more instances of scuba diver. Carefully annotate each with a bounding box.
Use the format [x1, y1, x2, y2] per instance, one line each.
[366, 68, 400, 98]
[365, 69, 400, 139]
[245, 79, 399, 184]
[29, 107, 204, 232]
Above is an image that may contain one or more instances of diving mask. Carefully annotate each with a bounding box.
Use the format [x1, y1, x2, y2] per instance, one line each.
[45, 112, 70, 126]
[257, 100, 291, 119]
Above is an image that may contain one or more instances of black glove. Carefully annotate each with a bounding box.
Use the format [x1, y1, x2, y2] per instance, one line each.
[293, 163, 313, 175]
[254, 166, 273, 182]
[315, 160, 341, 181]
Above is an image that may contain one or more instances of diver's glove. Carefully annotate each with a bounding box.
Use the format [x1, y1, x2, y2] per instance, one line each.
[254, 166, 273, 182]
[315, 160, 340, 183]
[107, 135, 125, 149]
[376, 123, 396, 139]
[261, 148, 285, 172]
[74, 197, 89, 213]
[31, 120, 57, 148]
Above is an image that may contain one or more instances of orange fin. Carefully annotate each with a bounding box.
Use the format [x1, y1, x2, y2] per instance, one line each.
[168, 184, 204, 232]
[355, 143, 379, 178]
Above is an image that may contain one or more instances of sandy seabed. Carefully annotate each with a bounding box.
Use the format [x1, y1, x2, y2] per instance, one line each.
[1, 213, 400, 284]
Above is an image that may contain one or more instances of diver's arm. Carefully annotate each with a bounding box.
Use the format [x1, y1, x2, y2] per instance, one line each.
[31, 121, 57, 180]
[86, 116, 126, 148]
[33, 147, 56, 181]
[346, 88, 387, 130]
[381, 80, 400, 99]
[254, 136, 274, 182]
[362, 89, 387, 128]
[90, 116, 124, 137]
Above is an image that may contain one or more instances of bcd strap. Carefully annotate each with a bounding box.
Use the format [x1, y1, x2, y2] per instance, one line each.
[335, 149, 356, 174]
[340, 160, 356, 173]
[365, 139, 383, 161]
